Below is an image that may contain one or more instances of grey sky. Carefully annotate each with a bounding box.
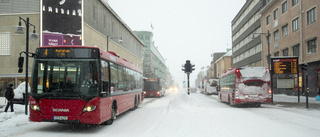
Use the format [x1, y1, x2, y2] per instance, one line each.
[109, 0, 246, 86]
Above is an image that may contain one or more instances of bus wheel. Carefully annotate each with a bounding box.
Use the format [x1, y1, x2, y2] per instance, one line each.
[104, 118, 113, 125]
[131, 97, 137, 111]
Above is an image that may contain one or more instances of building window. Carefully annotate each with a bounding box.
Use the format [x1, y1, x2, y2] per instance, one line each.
[282, 1, 288, 14]
[282, 24, 288, 37]
[292, 44, 299, 57]
[274, 51, 279, 57]
[0, 32, 10, 55]
[292, 0, 298, 7]
[0, 0, 10, 3]
[307, 7, 316, 25]
[274, 9, 278, 20]
[283, 48, 289, 56]
[292, 18, 299, 32]
[274, 30, 279, 41]
[266, 15, 270, 25]
[307, 38, 317, 54]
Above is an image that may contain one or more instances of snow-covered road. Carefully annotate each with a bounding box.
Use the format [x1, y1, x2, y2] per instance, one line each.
[1, 90, 319, 137]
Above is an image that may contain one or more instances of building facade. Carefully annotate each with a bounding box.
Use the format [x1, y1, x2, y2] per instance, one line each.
[215, 50, 232, 78]
[210, 52, 226, 79]
[232, 0, 266, 68]
[134, 31, 169, 85]
[260, 0, 320, 96]
[0, 0, 144, 97]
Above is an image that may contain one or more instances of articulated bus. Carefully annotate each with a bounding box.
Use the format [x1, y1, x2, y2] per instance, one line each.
[143, 78, 165, 97]
[218, 67, 272, 107]
[29, 45, 143, 125]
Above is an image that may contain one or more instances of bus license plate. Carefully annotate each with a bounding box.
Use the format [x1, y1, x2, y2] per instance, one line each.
[53, 116, 68, 120]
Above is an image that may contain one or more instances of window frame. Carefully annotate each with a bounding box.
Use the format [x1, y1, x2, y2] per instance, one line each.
[0, 32, 11, 56]
[307, 7, 316, 25]
[292, 17, 299, 32]
[282, 24, 288, 37]
[307, 38, 317, 54]
[292, 44, 300, 57]
[266, 15, 270, 26]
[282, 48, 289, 56]
[273, 29, 279, 42]
[274, 8, 278, 20]
[292, 0, 298, 7]
[282, 1, 288, 14]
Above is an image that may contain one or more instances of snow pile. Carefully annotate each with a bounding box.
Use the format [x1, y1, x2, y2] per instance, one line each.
[14, 82, 30, 99]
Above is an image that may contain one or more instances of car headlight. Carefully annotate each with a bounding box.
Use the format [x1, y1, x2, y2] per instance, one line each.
[83, 106, 97, 112]
[30, 104, 41, 111]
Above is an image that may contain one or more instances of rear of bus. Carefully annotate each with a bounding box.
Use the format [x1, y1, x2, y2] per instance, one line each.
[143, 79, 163, 97]
[235, 67, 272, 105]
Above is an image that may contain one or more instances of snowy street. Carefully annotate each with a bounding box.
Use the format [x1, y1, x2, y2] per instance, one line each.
[1, 90, 320, 137]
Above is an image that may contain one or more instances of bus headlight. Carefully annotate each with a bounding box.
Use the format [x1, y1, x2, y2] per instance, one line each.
[30, 104, 41, 111]
[157, 91, 160, 94]
[144, 91, 146, 94]
[83, 106, 97, 112]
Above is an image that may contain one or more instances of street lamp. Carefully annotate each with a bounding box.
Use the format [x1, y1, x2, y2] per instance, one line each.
[252, 30, 272, 103]
[15, 17, 38, 115]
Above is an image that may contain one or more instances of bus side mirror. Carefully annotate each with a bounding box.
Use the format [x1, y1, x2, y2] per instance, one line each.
[18, 57, 24, 73]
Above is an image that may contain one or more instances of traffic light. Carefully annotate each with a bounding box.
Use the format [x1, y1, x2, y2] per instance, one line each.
[18, 56, 24, 73]
[191, 64, 195, 72]
[182, 60, 195, 73]
[185, 60, 191, 72]
[181, 64, 186, 72]
[301, 63, 308, 70]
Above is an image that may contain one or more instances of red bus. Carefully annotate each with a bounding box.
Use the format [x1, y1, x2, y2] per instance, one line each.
[143, 78, 165, 97]
[29, 45, 143, 125]
[218, 67, 272, 107]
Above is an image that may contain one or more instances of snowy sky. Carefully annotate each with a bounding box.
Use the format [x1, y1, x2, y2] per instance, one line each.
[108, 0, 246, 86]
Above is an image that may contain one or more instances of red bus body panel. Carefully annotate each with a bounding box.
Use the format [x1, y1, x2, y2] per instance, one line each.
[144, 90, 162, 97]
[29, 92, 143, 124]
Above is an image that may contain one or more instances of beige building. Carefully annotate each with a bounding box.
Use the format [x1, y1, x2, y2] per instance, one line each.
[260, 0, 320, 96]
[215, 50, 232, 78]
[0, 0, 144, 97]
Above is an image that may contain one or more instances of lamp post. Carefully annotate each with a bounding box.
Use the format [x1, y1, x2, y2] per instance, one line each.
[15, 17, 38, 115]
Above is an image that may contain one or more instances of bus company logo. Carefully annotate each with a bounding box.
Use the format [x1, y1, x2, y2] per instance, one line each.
[52, 108, 69, 112]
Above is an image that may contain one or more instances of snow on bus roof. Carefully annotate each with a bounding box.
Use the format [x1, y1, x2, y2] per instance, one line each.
[238, 67, 268, 78]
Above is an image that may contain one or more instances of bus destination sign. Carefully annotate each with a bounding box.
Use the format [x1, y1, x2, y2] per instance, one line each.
[271, 58, 298, 74]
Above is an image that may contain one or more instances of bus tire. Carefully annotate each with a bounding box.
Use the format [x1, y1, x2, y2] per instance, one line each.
[131, 96, 137, 111]
[228, 95, 231, 105]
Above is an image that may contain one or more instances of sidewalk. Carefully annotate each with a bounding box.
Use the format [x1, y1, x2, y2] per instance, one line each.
[272, 94, 320, 109]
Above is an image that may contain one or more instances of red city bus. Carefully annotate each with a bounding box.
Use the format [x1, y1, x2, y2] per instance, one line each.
[143, 78, 165, 97]
[218, 67, 272, 107]
[29, 45, 143, 125]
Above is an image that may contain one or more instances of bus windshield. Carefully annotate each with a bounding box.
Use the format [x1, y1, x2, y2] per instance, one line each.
[143, 81, 161, 91]
[31, 59, 100, 100]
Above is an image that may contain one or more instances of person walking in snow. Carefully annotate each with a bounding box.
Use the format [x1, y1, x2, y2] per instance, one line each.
[4, 84, 15, 112]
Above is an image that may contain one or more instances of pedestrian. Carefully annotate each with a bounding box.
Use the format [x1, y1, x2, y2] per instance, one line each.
[4, 84, 15, 112]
